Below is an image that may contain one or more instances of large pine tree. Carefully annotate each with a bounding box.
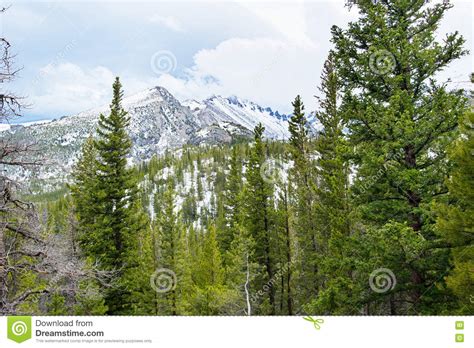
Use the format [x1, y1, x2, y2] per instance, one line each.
[331, 0, 469, 313]
[243, 123, 277, 314]
[78, 77, 148, 314]
[287, 95, 318, 309]
[275, 184, 294, 314]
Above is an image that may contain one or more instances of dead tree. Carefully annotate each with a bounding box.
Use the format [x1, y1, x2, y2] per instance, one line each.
[0, 6, 114, 315]
[0, 5, 43, 314]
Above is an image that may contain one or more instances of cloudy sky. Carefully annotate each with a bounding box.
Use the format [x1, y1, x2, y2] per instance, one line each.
[2, 0, 472, 122]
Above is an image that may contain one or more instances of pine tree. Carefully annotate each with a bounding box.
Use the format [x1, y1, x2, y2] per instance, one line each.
[81, 77, 149, 314]
[287, 95, 318, 309]
[223, 225, 257, 315]
[275, 184, 294, 314]
[288, 95, 309, 161]
[306, 52, 353, 314]
[155, 180, 180, 314]
[331, 0, 469, 313]
[243, 123, 277, 314]
[192, 225, 228, 315]
[315, 52, 350, 245]
[436, 110, 474, 314]
[154, 180, 192, 315]
[70, 136, 99, 253]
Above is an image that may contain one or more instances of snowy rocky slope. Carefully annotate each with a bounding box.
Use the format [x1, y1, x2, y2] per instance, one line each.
[182, 95, 290, 139]
[1, 86, 313, 185]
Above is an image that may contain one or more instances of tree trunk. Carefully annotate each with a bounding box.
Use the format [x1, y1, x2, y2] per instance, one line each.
[404, 145, 424, 307]
[284, 188, 293, 315]
[263, 202, 275, 315]
[0, 228, 8, 313]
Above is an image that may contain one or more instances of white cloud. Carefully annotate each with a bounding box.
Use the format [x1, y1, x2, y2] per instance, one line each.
[152, 0, 472, 114]
[240, 1, 316, 48]
[149, 14, 185, 32]
[156, 37, 324, 113]
[28, 63, 158, 116]
[19, 0, 471, 119]
[150, 1, 334, 113]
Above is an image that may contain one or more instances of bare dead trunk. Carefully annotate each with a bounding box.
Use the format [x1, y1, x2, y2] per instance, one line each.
[244, 253, 251, 316]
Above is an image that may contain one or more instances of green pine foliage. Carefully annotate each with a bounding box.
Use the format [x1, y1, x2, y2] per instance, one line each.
[331, 0, 469, 314]
[223, 225, 257, 315]
[305, 52, 353, 314]
[435, 110, 474, 314]
[153, 180, 192, 315]
[71, 77, 150, 314]
[242, 124, 278, 314]
[70, 136, 99, 256]
[191, 225, 229, 314]
[287, 95, 321, 311]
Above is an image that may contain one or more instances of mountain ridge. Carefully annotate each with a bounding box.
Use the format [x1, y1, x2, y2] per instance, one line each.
[2, 86, 313, 186]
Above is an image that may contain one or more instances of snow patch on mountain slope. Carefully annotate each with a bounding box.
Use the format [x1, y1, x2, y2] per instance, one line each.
[182, 95, 291, 139]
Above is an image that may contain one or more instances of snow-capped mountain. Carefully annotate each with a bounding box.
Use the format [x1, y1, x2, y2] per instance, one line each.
[182, 95, 291, 139]
[1, 86, 310, 185]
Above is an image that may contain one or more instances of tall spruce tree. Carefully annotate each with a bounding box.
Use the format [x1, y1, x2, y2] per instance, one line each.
[275, 184, 294, 314]
[287, 95, 318, 309]
[243, 123, 277, 314]
[224, 225, 257, 315]
[331, 0, 469, 313]
[155, 180, 191, 315]
[306, 52, 353, 314]
[88, 77, 148, 314]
